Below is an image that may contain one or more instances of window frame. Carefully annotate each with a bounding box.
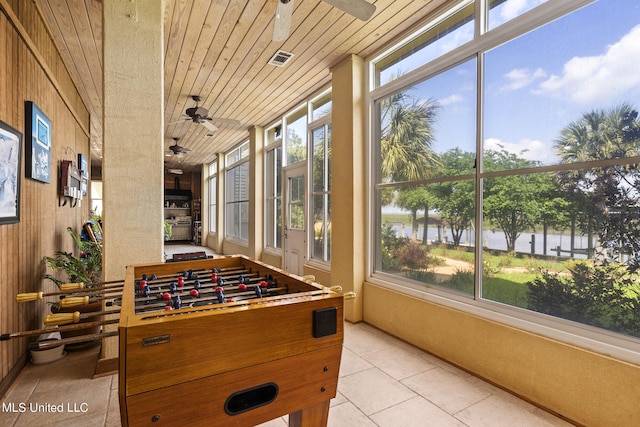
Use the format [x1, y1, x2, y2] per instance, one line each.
[308, 113, 332, 266]
[264, 124, 283, 253]
[365, 0, 640, 364]
[224, 141, 250, 243]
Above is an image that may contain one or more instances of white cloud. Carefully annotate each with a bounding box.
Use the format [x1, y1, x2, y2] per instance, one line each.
[438, 94, 463, 107]
[484, 137, 558, 164]
[536, 24, 640, 104]
[500, 0, 547, 21]
[501, 67, 547, 91]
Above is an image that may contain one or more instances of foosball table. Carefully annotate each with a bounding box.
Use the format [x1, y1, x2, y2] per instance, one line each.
[118, 255, 344, 427]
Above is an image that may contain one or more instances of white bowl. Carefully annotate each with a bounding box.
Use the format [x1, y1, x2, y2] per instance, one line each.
[31, 339, 66, 364]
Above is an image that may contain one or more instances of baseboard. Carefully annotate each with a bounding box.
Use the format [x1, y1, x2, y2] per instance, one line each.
[94, 356, 119, 378]
[0, 352, 28, 399]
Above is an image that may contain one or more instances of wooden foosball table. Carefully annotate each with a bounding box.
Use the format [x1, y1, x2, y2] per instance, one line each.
[118, 255, 344, 427]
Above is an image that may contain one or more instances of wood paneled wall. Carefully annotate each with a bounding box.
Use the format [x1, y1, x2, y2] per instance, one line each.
[0, 0, 91, 396]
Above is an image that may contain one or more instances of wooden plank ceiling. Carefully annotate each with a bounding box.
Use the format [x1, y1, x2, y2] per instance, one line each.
[36, 0, 446, 173]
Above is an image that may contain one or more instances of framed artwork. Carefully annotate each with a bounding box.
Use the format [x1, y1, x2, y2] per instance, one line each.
[78, 153, 88, 196]
[25, 101, 51, 183]
[0, 120, 22, 224]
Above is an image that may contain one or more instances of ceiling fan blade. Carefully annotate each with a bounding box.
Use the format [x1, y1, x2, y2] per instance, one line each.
[208, 117, 242, 126]
[322, 0, 376, 21]
[273, 0, 294, 42]
[200, 120, 218, 132]
[167, 118, 189, 125]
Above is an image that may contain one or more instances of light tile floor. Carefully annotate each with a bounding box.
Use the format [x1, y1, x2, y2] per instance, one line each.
[1, 322, 574, 427]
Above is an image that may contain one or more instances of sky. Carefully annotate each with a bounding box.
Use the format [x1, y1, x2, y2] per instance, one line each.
[380, 0, 640, 166]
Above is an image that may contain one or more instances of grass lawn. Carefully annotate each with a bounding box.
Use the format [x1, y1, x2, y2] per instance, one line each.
[482, 273, 537, 308]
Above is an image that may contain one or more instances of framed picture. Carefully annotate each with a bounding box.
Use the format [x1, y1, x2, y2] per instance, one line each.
[25, 101, 51, 183]
[0, 120, 22, 224]
[78, 153, 88, 196]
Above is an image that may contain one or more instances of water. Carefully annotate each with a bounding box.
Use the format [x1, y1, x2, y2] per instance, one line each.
[389, 223, 592, 258]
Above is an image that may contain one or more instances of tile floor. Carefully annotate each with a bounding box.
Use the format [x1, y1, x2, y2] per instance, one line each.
[0, 321, 574, 427]
[1, 244, 574, 426]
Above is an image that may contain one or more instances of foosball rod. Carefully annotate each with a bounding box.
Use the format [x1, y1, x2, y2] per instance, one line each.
[28, 330, 119, 351]
[135, 267, 252, 289]
[134, 273, 264, 299]
[134, 265, 247, 284]
[134, 286, 288, 313]
[133, 275, 277, 304]
[0, 318, 120, 342]
[43, 308, 121, 326]
[16, 286, 124, 303]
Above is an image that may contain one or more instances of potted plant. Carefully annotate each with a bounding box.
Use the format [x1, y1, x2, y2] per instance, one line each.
[44, 226, 102, 287]
[43, 226, 103, 347]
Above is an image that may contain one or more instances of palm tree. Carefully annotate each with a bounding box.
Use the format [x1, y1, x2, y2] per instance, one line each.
[554, 103, 640, 268]
[378, 90, 441, 242]
[379, 91, 441, 182]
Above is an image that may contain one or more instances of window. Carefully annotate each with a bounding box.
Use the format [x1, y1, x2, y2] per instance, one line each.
[311, 123, 331, 262]
[264, 88, 332, 258]
[371, 0, 640, 344]
[374, 58, 477, 293]
[285, 108, 307, 164]
[372, 0, 474, 88]
[311, 90, 332, 122]
[208, 177, 216, 233]
[265, 125, 282, 249]
[487, 0, 549, 30]
[225, 143, 250, 242]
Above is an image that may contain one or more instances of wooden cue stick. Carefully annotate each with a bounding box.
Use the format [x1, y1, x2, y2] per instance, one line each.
[0, 318, 120, 341]
[28, 330, 120, 351]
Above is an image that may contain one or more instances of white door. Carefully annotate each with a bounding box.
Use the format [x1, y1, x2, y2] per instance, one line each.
[283, 164, 306, 276]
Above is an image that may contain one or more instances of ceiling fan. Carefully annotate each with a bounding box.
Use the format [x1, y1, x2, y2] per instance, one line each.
[169, 95, 241, 131]
[273, 0, 376, 42]
[167, 137, 190, 156]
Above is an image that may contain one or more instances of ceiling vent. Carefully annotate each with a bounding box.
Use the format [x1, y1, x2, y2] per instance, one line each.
[268, 50, 294, 67]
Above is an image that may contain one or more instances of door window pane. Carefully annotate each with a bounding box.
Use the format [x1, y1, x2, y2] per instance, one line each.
[289, 175, 305, 230]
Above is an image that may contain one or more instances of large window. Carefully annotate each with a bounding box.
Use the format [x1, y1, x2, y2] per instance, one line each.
[225, 142, 250, 242]
[265, 125, 282, 249]
[371, 0, 640, 345]
[208, 162, 217, 233]
[285, 108, 307, 165]
[264, 89, 332, 262]
[311, 122, 332, 262]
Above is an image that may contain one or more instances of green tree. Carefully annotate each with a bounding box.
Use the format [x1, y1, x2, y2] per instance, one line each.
[395, 186, 433, 242]
[379, 92, 441, 183]
[431, 148, 475, 246]
[554, 103, 640, 268]
[483, 149, 548, 252]
[378, 90, 441, 241]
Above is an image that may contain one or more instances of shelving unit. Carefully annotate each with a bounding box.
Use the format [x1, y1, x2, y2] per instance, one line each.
[164, 191, 192, 241]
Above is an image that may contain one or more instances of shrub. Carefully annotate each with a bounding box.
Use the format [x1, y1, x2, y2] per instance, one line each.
[396, 240, 435, 270]
[526, 261, 640, 337]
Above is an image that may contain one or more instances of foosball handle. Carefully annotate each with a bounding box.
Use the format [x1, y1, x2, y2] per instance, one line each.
[44, 311, 81, 326]
[15, 292, 44, 302]
[59, 296, 89, 307]
[343, 291, 356, 300]
[329, 286, 343, 292]
[59, 282, 85, 291]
